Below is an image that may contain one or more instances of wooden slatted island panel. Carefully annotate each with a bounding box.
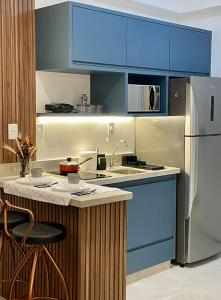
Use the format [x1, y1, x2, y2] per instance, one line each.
[1, 192, 129, 300]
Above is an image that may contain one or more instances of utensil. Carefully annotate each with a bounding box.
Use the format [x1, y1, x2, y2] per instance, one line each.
[71, 189, 97, 196]
[59, 157, 93, 175]
[34, 182, 58, 188]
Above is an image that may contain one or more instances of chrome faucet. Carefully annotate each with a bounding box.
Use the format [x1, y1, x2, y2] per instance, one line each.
[110, 139, 128, 168]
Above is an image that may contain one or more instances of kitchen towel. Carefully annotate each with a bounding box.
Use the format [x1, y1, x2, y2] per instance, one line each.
[3, 178, 119, 206]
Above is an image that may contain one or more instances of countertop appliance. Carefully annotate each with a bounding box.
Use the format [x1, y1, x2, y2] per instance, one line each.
[138, 77, 221, 265]
[48, 170, 111, 181]
[79, 151, 97, 172]
[128, 84, 160, 113]
[122, 155, 164, 171]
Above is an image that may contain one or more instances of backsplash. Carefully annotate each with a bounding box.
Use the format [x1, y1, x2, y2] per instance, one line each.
[136, 117, 185, 167]
[36, 117, 135, 160]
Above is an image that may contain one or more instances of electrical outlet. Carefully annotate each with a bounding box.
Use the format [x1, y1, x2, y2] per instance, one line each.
[8, 124, 18, 140]
[108, 123, 115, 136]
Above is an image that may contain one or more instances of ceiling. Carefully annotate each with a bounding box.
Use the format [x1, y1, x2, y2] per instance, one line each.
[134, 0, 221, 13]
[35, 0, 221, 21]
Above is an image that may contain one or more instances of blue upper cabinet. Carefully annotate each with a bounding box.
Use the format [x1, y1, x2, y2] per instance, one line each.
[170, 27, 211, 74]
[72, 7, 127, 66]
[127, 19, 170, 70]
[36, 2, 212, 75]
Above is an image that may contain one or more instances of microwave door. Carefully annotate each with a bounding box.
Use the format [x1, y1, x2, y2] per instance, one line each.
[128, 85, 142, 112]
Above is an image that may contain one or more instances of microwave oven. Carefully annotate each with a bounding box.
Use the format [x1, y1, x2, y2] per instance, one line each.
[128, 84, 160, 113]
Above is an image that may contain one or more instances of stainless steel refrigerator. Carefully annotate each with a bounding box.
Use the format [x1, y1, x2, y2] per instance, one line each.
[136, 76, 221, 265]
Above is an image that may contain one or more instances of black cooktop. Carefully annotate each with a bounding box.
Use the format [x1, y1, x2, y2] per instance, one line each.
[48, 170, 111, 181]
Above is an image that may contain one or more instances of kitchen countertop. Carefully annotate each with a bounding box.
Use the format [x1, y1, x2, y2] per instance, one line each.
[0, 166, 180, 208]
[0, 176, 132, 208]
[81, 166, 180, 186]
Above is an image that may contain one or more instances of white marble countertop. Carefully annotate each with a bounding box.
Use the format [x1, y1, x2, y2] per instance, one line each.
[80, 166, 180, 186]
[0, 176, 133, 208]
[0, 166, 180, 208]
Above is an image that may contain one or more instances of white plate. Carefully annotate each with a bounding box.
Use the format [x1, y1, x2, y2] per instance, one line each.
[51, 181, 87, 193]
[16, 174, 55, 186]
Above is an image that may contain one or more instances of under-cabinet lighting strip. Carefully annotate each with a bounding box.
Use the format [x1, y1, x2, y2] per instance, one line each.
[37, 116, 134, 124]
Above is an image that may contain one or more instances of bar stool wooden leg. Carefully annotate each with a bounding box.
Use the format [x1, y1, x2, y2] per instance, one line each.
[42, 250, 50, 297]
[28, 247, 39, 300]
[0, 232, 5, 261]
[8, 237, 16, 269]
[0, 233, 5, 291]
[43, 246, 70, 300]
[8, 247, 35, 300]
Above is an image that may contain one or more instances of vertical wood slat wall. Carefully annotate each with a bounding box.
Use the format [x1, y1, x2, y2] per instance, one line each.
[0, 0, 36, 163]
[1, 194, 127, 300]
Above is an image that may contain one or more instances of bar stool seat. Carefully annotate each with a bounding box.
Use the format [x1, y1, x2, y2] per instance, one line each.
[12, 222, 66, 245]
[0, 211, 29, 230]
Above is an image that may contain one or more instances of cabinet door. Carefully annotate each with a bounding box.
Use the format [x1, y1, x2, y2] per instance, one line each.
[72, 6, 127, 66]
[170, 27, 211, 74]
[126, 179, 176, 251]
[127, 19, 170, 70]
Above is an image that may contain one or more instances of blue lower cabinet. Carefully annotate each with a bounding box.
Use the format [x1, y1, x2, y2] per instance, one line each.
[128, 239, 175, 275]
[106, 176, 177, 274]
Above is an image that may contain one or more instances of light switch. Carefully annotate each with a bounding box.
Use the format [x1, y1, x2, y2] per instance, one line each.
[8, 124, 18, 140]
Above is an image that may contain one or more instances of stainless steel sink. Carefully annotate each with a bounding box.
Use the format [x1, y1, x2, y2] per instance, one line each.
[108, 168, 145, 175]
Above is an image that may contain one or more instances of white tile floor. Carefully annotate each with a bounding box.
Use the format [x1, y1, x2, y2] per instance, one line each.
[1, 256, 221, 300]
[127, 255, 221, 300]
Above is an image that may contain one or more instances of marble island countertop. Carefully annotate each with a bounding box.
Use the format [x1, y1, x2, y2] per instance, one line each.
[0, 176, 133, 208]
[0, 165, 180, 208]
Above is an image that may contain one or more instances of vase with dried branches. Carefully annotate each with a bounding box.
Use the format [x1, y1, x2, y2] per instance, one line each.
[1, 136, 38, 177]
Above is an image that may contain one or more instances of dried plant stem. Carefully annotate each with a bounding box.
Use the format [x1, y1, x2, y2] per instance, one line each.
[16, 138, 24, 158]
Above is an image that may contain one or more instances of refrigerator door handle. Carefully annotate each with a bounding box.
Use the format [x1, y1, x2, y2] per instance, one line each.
[185, 137, 198, 219]
[210, 96, 215, 122]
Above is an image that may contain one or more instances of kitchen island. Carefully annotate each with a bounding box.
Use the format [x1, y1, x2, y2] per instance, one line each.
[0, 179, 132, 300]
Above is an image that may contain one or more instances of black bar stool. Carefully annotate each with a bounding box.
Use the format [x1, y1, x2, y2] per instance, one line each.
[5, 201, 70, 300]
[0, 199, 29, 289]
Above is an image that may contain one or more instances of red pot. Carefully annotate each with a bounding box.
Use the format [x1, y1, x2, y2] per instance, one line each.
[59, 157, 93, 175]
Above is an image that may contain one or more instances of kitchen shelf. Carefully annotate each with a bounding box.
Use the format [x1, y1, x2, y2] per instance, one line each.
[36, 113, 129, 117]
